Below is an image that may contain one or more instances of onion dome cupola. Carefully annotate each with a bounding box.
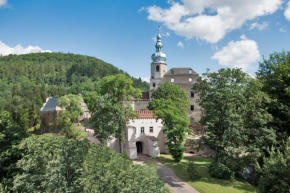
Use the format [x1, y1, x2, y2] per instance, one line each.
[151, 27, 167, 64]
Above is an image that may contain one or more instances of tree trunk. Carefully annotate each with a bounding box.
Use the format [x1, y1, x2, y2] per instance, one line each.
[119, 138, 123, 153]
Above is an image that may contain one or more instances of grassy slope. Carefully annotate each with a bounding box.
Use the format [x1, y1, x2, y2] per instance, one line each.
[156, 154, 257, 193]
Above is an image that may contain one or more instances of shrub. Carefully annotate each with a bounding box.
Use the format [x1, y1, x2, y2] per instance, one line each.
[186, 162, 200, 181]
[209, 162, 234, 180]
[168, 143, 185, 162]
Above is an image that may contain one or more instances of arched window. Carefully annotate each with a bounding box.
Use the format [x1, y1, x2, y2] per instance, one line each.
[156, 65, 160, 72]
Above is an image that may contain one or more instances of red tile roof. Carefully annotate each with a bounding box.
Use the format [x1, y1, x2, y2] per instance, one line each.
[135, 110, 157, 119]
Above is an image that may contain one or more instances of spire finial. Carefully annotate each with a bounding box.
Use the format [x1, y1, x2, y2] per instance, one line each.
[158, 26, 161, 33]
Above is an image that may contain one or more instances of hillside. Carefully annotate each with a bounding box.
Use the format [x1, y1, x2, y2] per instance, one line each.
[0, 52, 149, 129]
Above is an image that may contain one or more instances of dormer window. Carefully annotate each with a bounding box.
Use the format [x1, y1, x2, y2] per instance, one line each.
[171, 70, 174, 75]
[189, 69, 192, 74]
[156, 65, 160, 72]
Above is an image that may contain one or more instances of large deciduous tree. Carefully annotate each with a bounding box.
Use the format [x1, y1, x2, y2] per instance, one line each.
[149, 82, 190, 162]
[85, 74, 141, 153]
[58, 94, 84, 123]
[192, 68, 275, 177]
[256, 51, 290, 143]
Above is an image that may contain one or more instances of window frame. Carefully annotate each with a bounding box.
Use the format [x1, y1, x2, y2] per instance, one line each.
[191, 105, 195, 111]
[189, 77, 192, 82]
[156, 65, 160, 72]
[150, 127, 153, 133]
[171, 78, 174, 83]
[141, 127, 145, 133]
[191, 91, 194, 98]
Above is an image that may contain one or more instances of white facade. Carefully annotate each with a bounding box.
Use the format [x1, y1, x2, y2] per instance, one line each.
[124, 117, 167, 159]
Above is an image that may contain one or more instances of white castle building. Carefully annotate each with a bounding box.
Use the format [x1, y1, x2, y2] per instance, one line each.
[113, 29, 201, 159]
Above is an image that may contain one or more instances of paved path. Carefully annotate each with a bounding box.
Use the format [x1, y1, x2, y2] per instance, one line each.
[134, 155, 199, 193]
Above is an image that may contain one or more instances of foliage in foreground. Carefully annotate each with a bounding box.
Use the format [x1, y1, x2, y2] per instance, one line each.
[257, 137, 290, 193]
[12, 135, 167, 193]
[0, 111, 26, 190]
[149, 82, 190, 162]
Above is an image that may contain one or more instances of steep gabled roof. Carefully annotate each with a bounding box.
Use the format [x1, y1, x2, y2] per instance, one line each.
[164, 68, 198, 76]
[40, 98, 58, 112]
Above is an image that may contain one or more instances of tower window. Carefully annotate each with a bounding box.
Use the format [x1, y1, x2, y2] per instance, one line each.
[189, 69, 192, 74]
[156, 65, 160, 72]
[171, 78, 174, 83]
[189, 78, 192, 82]
[153, 83, 156, 87]
[141, 127, 145, 133]
[150, 127, 153, 133]
[191, 105, 195, 111]
[171, 70, 174, 75]
[191, 91, 194, 98]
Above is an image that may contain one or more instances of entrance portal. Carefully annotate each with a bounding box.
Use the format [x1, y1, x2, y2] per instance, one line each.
[136, 141, 143, 154]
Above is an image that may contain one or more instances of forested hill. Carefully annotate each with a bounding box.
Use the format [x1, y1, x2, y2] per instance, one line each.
[0, 52, 149, 91]
[0, 52, 149, 129]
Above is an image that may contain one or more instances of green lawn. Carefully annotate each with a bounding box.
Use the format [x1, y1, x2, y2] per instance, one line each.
[156, 154, 257, 193]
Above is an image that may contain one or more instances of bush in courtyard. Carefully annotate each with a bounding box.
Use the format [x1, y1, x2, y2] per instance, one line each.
[209, 162, 234, 180]
[186, 162, 200, 181]
[168, 143, 185, 162]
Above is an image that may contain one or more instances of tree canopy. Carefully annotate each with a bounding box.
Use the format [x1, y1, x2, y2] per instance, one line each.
[85, 74, 141, 152]
[12, 135, 167, 193]
[193, 68, 275, 177]
[149, 82, 190, 162]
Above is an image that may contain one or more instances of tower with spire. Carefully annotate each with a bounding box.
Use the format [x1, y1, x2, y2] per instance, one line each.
[150, 27, 167, 93]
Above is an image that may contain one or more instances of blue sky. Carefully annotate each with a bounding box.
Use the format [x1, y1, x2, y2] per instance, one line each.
[0, 0, 290, 81]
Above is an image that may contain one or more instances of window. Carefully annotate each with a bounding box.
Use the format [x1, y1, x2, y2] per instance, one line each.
[153, 83, 156, 87]
[150, 127, 153, 133]
[171, 70, 174, 75]
[141, 127, 145, 133]
[189, 78, 192, 82]
[191, 91, 194, 98]
[189, 69, 192, 74]
[156, 65, 160, 72]
[171, 78, 174, 83]
[191, 105, 195, 111]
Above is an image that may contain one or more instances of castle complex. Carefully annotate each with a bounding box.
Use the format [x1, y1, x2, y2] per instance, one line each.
[120, 29, 202, 159]
[40, 29, 202, 159]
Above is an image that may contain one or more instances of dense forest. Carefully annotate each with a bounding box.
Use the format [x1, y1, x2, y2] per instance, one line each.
[0, 53, 149, 130]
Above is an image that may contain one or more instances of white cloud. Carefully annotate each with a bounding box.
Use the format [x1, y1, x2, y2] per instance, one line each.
[285, 1, 290, 21]
[177, 41, 184, 48]
[146, 0, 282, 43]
[0, 0, 7, 7]
[164, 32, 170, 37]
[279, 27, 287, 32]
[141, 77, 150, 83]
[0, 41, 51, 56]
[211, 35, 260, 71]
[249, 21, 269, 31]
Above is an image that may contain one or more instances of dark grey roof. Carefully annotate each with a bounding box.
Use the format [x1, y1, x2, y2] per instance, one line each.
[164, 68, 198, 76]
[41, 98, 58, 112]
